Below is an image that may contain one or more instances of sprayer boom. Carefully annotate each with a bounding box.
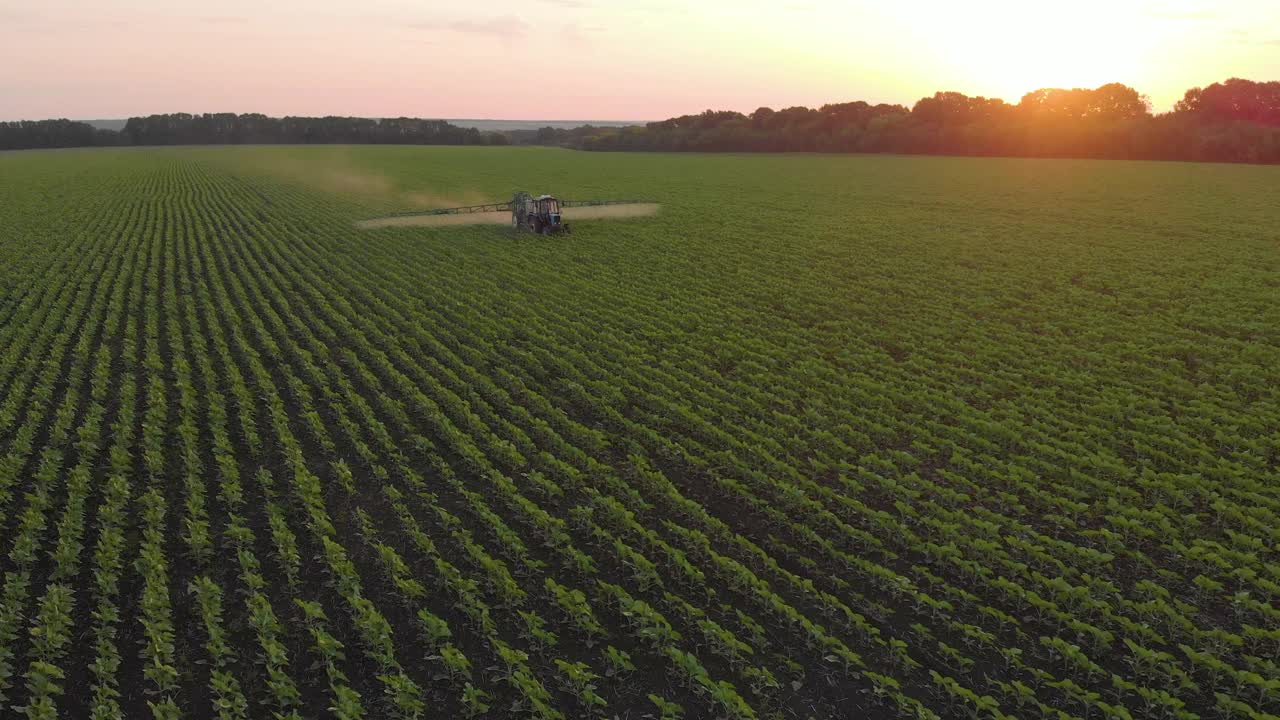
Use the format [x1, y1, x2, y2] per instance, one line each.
[373, 192, 650, 235]
[380, 197, 646, 219]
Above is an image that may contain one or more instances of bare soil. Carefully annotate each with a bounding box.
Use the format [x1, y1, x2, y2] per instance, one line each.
[355, 203, 661, 229]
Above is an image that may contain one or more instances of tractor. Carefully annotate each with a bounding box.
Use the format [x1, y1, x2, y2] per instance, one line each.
[511, 192, 570, 235]
[360, 191, 651, 236]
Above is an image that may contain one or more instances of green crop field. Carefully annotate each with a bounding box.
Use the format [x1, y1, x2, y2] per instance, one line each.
[0, 145, 1277, 720]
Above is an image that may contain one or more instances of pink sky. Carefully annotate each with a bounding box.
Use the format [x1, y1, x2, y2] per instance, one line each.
[2, 0, 1278, 121]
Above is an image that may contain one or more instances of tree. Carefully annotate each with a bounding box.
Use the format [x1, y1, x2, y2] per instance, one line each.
[1089, 83, 1151, 120]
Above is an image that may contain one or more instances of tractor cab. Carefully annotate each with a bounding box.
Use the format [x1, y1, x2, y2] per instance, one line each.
[536, 195, 562, 225]
[524, 194, 569, 235]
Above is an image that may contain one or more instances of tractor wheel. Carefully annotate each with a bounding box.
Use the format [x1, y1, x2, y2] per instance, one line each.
[541, 224, 551, 236]
[564, 224, 572, 235]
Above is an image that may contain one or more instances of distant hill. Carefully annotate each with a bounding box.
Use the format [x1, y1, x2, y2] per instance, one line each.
[80, 118, 643, 133]
[447, 119, 643, 132]
[82, 119, 128, 131]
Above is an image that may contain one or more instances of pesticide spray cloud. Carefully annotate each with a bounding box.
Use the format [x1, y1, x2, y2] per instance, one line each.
[231, 147, 485, 210]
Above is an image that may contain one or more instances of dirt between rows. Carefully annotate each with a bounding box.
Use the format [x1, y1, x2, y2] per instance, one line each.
[355, 203, 661, 229]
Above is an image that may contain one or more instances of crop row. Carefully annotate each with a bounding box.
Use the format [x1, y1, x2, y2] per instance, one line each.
[0, 148, 1274, 720]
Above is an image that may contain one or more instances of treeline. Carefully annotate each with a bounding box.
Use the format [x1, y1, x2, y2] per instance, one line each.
[527, 78, 1280, 164]
[1, 113, 509, 150]
[0, 119, 120, 150]
[7, 79, 1279, 163]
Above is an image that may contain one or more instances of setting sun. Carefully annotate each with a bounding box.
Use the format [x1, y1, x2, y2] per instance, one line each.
[912, 0, 1277, 110]
[933, 2, 1156, 100]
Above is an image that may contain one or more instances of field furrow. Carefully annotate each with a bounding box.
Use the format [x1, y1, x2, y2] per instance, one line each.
[0, 146, 1276, 720]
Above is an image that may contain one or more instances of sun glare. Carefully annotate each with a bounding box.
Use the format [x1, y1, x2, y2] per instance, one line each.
[931, 0, 1156, 103]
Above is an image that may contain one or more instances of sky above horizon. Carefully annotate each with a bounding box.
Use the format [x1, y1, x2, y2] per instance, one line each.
[2, 0, 1278, 121]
